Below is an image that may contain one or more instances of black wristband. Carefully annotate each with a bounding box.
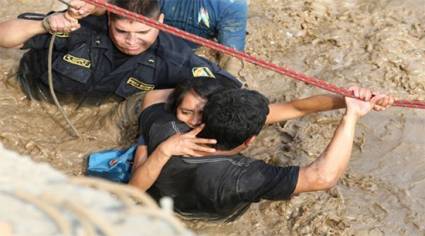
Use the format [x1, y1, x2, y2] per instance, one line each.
[17, 13, 46, 21]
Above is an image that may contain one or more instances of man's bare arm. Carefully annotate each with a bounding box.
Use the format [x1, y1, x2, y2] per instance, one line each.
[294, 88, 393, 193]
[66, 0, 106, 18]
[294, 112, 357, 193]
[266, 94, 345, 124]
[129, 125, 216, 191]
[0, 19, 47, 48]
[266, 89, 394, 124]
[131, 145, 148, 174]
[0, 0, 105, 49]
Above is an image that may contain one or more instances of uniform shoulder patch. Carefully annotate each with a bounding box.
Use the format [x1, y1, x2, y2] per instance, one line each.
[63, 54, 91, 68]
[192, 67, 216, 78]
[127, 77, 155, 91]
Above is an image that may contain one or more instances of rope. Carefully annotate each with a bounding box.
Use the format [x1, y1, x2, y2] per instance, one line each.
[13, 191, 73, 236]
[70, 177, 188, 235]
[1, 176, 189, 236]
[80, 0, 425, 109]
[48, 34, 81, 138]
[71, 176, 159, 209]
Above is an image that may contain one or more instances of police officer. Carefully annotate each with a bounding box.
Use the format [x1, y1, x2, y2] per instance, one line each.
[0, 0, 241, 103]
[0, 0, 241, 140]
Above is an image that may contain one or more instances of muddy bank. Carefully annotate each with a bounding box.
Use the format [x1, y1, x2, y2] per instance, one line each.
[0, 0, 425, 235]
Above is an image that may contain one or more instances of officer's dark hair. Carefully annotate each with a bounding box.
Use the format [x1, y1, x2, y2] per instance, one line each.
[199, 89, 270, 150]
[109, 0, 160, 21]
[166, 78, 225, 114]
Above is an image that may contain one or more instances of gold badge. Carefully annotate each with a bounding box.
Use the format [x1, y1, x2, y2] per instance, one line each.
[63, 54, 91, 68]
[192, 67, 216, 78]
[126, 77, 155, 91]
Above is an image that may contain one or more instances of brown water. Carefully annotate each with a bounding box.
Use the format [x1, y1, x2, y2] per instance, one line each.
[1, 0, 425, 235]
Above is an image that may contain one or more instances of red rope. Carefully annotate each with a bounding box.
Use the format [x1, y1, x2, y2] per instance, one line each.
[81, 0, 425, 109]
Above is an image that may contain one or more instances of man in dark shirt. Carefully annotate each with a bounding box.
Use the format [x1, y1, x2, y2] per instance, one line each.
[130, 87, 387, 221]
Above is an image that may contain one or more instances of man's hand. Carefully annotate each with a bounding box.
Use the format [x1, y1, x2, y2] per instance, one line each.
[371, 92, 395, 111]
[44, 12, 80, 33]
[349, 86, 394, 112]
[345, 86, 393, 119]
[66, 0, 97, 19]
[158, 124, 217, 157]
[130, 125, 216, 190]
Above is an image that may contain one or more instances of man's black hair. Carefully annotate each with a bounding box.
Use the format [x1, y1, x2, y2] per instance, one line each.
[199, 89, 270, 150]
[109, 0, 160, 21]
[166, 78, 228, 114]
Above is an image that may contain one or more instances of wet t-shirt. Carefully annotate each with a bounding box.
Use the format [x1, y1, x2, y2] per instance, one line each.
[139, 104, 300, 221]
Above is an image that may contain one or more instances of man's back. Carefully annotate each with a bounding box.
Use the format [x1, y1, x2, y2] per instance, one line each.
[141, 104, 299, 221]
[148, 154, 298, 221]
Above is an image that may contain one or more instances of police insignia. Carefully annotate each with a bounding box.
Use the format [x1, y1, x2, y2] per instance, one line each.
[192, 67, 216, 78]
[63, 54, 91, 68]
[198, 7, 210, 28]
[127, 77, 155, 91]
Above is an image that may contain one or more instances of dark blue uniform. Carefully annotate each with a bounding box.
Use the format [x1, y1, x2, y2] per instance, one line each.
[18, 14, 241, 102]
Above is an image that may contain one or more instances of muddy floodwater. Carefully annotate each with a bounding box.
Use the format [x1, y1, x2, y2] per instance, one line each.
[1, 0, 425, 235]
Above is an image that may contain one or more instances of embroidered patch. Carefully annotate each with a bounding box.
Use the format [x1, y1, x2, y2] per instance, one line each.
[126, 77, 155, 91]
[192, 67, 216, 78]
[63, 54, 91, 68]
[198, 7, 210, 28]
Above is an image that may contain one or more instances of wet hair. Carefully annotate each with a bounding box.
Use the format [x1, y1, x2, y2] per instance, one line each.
[166, 78, 225, 114]
[199, 89, 270, 150]
[109, 0, 161, 21]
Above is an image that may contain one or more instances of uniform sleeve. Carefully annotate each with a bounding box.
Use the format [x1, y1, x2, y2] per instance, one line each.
[237, 160, 299, 202]
[217, 0, 247, 51]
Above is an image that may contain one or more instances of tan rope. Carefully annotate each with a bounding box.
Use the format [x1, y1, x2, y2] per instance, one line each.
[41, 193, 98, 236]
[63, 200, 117, 236]
[47, 34, 81, 138]
[13, 191, 72, 236]
[4, 176, 190, 235]
[70, 177, 189, 235]
[71, 176, 159, 208]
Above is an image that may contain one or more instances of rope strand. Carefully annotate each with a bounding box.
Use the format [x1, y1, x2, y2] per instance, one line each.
[80, 0, 425, 109]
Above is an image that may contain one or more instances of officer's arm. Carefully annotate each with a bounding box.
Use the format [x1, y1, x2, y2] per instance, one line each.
[0, 10, 82, 49]
[0, 19, 46, 48]
[66, 0, 106, 19]
[266, 94, 345, 124]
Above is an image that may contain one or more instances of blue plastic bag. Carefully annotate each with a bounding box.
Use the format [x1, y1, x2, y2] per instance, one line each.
[86, 145, 136, 183]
